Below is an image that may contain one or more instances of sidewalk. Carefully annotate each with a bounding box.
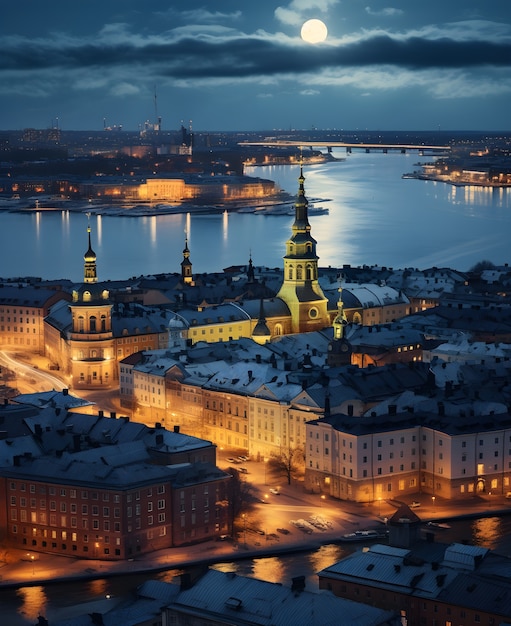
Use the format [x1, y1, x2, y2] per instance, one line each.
[1, 494, 509, 590]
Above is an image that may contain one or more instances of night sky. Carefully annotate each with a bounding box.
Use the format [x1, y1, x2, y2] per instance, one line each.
[1, 0, 510, 131]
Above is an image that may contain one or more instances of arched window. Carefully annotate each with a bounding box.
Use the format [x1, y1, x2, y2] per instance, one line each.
[89, 315, 97, 331]
[288, 267, 293, 280]
[296, 265, 303, 280]
[83, 291, 91, 302]
[100, 315, 107, 332]
[274, 323, 283, 336]
[78, 316, 84, 332]
[353, 312, 362, 325]
[306, 264, 313, 280]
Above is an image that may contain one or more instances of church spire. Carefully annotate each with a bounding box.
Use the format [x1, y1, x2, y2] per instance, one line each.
[252, 298, 271, 345]
[293, 162, 311, 231]
[181, 233, 194, 285]
[83, 217, 97, 284]
[247, 250, 255, 284]
[276, 165, 330, 333]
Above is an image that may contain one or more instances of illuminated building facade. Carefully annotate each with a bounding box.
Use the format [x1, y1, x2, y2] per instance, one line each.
[305, 410, 511, 502]
[0, 286, 69, 355]
[276, 166, 330, 333]
[0, 458, 231, 560]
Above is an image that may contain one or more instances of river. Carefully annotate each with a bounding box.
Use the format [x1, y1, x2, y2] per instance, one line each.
[1, 151, 511, 283]
[1, 153, 511, 623]
[2, 514, 511, 625]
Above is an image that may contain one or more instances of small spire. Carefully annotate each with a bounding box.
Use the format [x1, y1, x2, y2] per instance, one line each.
[247, 250, 255, 283]
[83, 216, 97, 283]
[181, 232, 193, 284]
[252, 298, 271, 344]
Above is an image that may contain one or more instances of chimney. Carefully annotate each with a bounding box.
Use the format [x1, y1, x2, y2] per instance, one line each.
[63, 388, 69, 396]
[174, 425, 180, 433]
[291, 576, 306, 594]
[110, 411, 116, 419]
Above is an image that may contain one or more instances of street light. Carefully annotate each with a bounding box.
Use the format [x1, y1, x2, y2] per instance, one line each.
[320, 494, 326, 507]
[264, 457, 268, 485]
[242, 513, 247, 548]
[31, 554, 35, 575]
[432, 496, 436, 510]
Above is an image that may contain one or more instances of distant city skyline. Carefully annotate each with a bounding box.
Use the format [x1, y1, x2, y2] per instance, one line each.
[1, 1, 510, 132]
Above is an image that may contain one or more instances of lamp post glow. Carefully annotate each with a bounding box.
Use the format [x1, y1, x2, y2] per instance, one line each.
[432, 496, 436, 510]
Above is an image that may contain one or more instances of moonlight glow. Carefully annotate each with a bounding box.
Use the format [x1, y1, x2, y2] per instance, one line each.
[301, 19, 328, 44]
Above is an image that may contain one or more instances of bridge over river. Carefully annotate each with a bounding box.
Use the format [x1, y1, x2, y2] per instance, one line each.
[240, 140, 451, 154]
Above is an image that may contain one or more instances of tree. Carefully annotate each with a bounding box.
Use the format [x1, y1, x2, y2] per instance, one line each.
[226, 467, 255, 533]
[268, 446, 305, 485]
[469, 259, 496, 273]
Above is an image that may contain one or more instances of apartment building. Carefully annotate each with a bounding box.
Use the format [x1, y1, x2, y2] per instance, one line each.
[305, 409, 511, 501]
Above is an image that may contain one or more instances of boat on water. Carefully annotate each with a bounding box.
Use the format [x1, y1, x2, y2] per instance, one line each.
[339, 529, 389, 543]
[426, 521, 451, 530]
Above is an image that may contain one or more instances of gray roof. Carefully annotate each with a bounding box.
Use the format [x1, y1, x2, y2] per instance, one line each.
[168, 568, 397, 626]
[319, 542, 511, 617]
[0, 285, 64, 307]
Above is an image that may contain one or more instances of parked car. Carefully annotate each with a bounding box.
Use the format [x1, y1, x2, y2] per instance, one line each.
[238, 467, 248, 474]
[238, 455, 249, 462]
[269, 488, 280, 495]
[410, 501, 421, 508]
[277, 527, 290, 535]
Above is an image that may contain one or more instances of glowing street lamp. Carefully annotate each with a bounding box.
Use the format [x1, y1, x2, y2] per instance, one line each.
[432, 496, 436, 510]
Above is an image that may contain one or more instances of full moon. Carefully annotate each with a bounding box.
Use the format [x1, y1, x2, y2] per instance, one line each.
[301, 19, 328, 44]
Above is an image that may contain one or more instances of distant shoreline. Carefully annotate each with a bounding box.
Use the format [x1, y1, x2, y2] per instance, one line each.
[402, 172, 511, 188]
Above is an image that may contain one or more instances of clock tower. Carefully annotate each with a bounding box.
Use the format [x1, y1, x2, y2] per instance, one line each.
[276, 166, 330, 333]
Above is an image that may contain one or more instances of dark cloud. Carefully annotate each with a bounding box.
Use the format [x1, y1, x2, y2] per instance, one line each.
[1, 33, 510, 80]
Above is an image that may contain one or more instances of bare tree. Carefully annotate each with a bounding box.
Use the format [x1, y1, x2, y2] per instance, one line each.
[227, 467, 256, 533]
[268, 446, 305, 485]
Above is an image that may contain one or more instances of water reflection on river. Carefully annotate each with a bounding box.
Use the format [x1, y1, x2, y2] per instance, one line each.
[4, 515, 511, 625]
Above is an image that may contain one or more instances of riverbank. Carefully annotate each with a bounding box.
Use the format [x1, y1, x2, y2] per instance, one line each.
[402, 172, 511, 188]
[1, 493, 509, 591]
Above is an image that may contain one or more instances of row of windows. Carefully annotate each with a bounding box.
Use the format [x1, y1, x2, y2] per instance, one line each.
[9, 484, 165, 499]
[0, 308, 40, 315]
[0, 326, 38, 333]
[0, 316, 37, 323]
[311, 432, 511, 449]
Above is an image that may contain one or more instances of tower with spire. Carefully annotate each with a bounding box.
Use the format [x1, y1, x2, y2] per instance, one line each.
[327, 286, 352, 366]
[83, 219, 98, 284]
[276, 165, 330, 333]
[68, 222, 114, 388]
[180, 235, 194, 286]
